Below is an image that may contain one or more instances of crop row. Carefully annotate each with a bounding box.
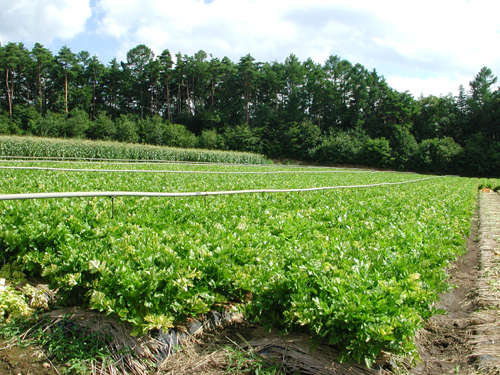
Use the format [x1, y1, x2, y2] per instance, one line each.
[0, 165, 484, 365]
[0, 162, 433, 194]
[0, 136, 268, 164]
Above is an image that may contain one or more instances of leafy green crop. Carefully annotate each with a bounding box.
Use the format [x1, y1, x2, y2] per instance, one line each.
[0, 162, 483, 365]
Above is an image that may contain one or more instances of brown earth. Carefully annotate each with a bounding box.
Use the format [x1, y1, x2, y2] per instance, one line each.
[410, 190, 500, 375]
[410, 209, 479, 374]
[0, 341, 60, 375]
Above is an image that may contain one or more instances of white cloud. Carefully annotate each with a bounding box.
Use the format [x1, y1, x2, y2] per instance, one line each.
[97, 0, 302, 61]
[4, 0, 499, 97]
[94, 0, 500, 76]
[0, 0, 92, 43]
[386, 75, 472, 98]
[372, 37, 418, 59]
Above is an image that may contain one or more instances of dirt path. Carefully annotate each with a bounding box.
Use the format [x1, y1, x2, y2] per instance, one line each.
[410, 209, 479, 374]
[411, 191, 500, 375]
[468, 190, 500, 372]
[0, 342, 57, 375]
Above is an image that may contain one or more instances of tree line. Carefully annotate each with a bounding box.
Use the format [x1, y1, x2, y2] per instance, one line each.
[0, 42, 499, 176]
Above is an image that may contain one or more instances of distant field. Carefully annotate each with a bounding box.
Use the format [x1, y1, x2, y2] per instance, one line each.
[0, 135, 268, 164]
[0, 159, 495, 365]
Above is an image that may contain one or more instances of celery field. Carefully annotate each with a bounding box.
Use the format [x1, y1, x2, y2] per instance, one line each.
[0, 161, 483, 365]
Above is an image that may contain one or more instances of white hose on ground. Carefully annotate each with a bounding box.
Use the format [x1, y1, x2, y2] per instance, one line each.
[0, 177, 442, 201]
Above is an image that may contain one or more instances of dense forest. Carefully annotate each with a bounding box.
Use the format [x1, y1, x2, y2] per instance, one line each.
[0, 42, 498, 176]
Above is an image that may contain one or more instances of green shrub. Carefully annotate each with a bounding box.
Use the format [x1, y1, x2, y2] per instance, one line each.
[389, 125, 418, 170]
[197, 129, 225, 150]
[314, 131, 364, 165]
[414, 137, 462, 173]
[114, 114, 139, 143]
[27, 111, 66, 138]
[87, 112, 117, 140]
[360, 138, 393, 168]
[223, 124, 263, 153]
[457, 134, 500, 177]
[138, 115, 165, 145]
[283, 121, 321, 160]
[63, 109, 90, 139]
[137, 117, 197, 148]
[12, 105, 41, 133]
[0, 112, 21, 135]
[163, 123, 197, 148]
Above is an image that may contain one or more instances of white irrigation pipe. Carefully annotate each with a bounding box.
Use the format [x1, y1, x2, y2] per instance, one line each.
[0, 156, 375, 171]
[0, 177, 441, 201]
[0, 166, 379, 175]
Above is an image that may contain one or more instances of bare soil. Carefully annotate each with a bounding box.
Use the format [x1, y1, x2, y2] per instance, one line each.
[410, 191, 500, 375]
[0, 341, 60, 375]
[410, 213, 479, 374]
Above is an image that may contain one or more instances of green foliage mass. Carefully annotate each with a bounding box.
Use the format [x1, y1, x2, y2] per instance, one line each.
[0, 161, 493, 365]
[1, 42, 500, 177]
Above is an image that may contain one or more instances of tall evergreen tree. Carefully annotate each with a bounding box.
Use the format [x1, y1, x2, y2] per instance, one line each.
[104, 58, 124, 117]
[0, 42, 29, 118]
[303, 58, 326, 129]
[238, 54, 259, 123]
[282, 53, 306, 123]
[55, 45, 78, 114]
[158, 49, 173, 121]
[30, 43, 54, 114]
[467, 67, 498, 136]
[87, 55, 105, 119]
[125, 44, 155, 118]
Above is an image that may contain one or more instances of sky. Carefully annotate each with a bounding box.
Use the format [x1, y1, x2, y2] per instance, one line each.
[1, 0, 500, 98]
